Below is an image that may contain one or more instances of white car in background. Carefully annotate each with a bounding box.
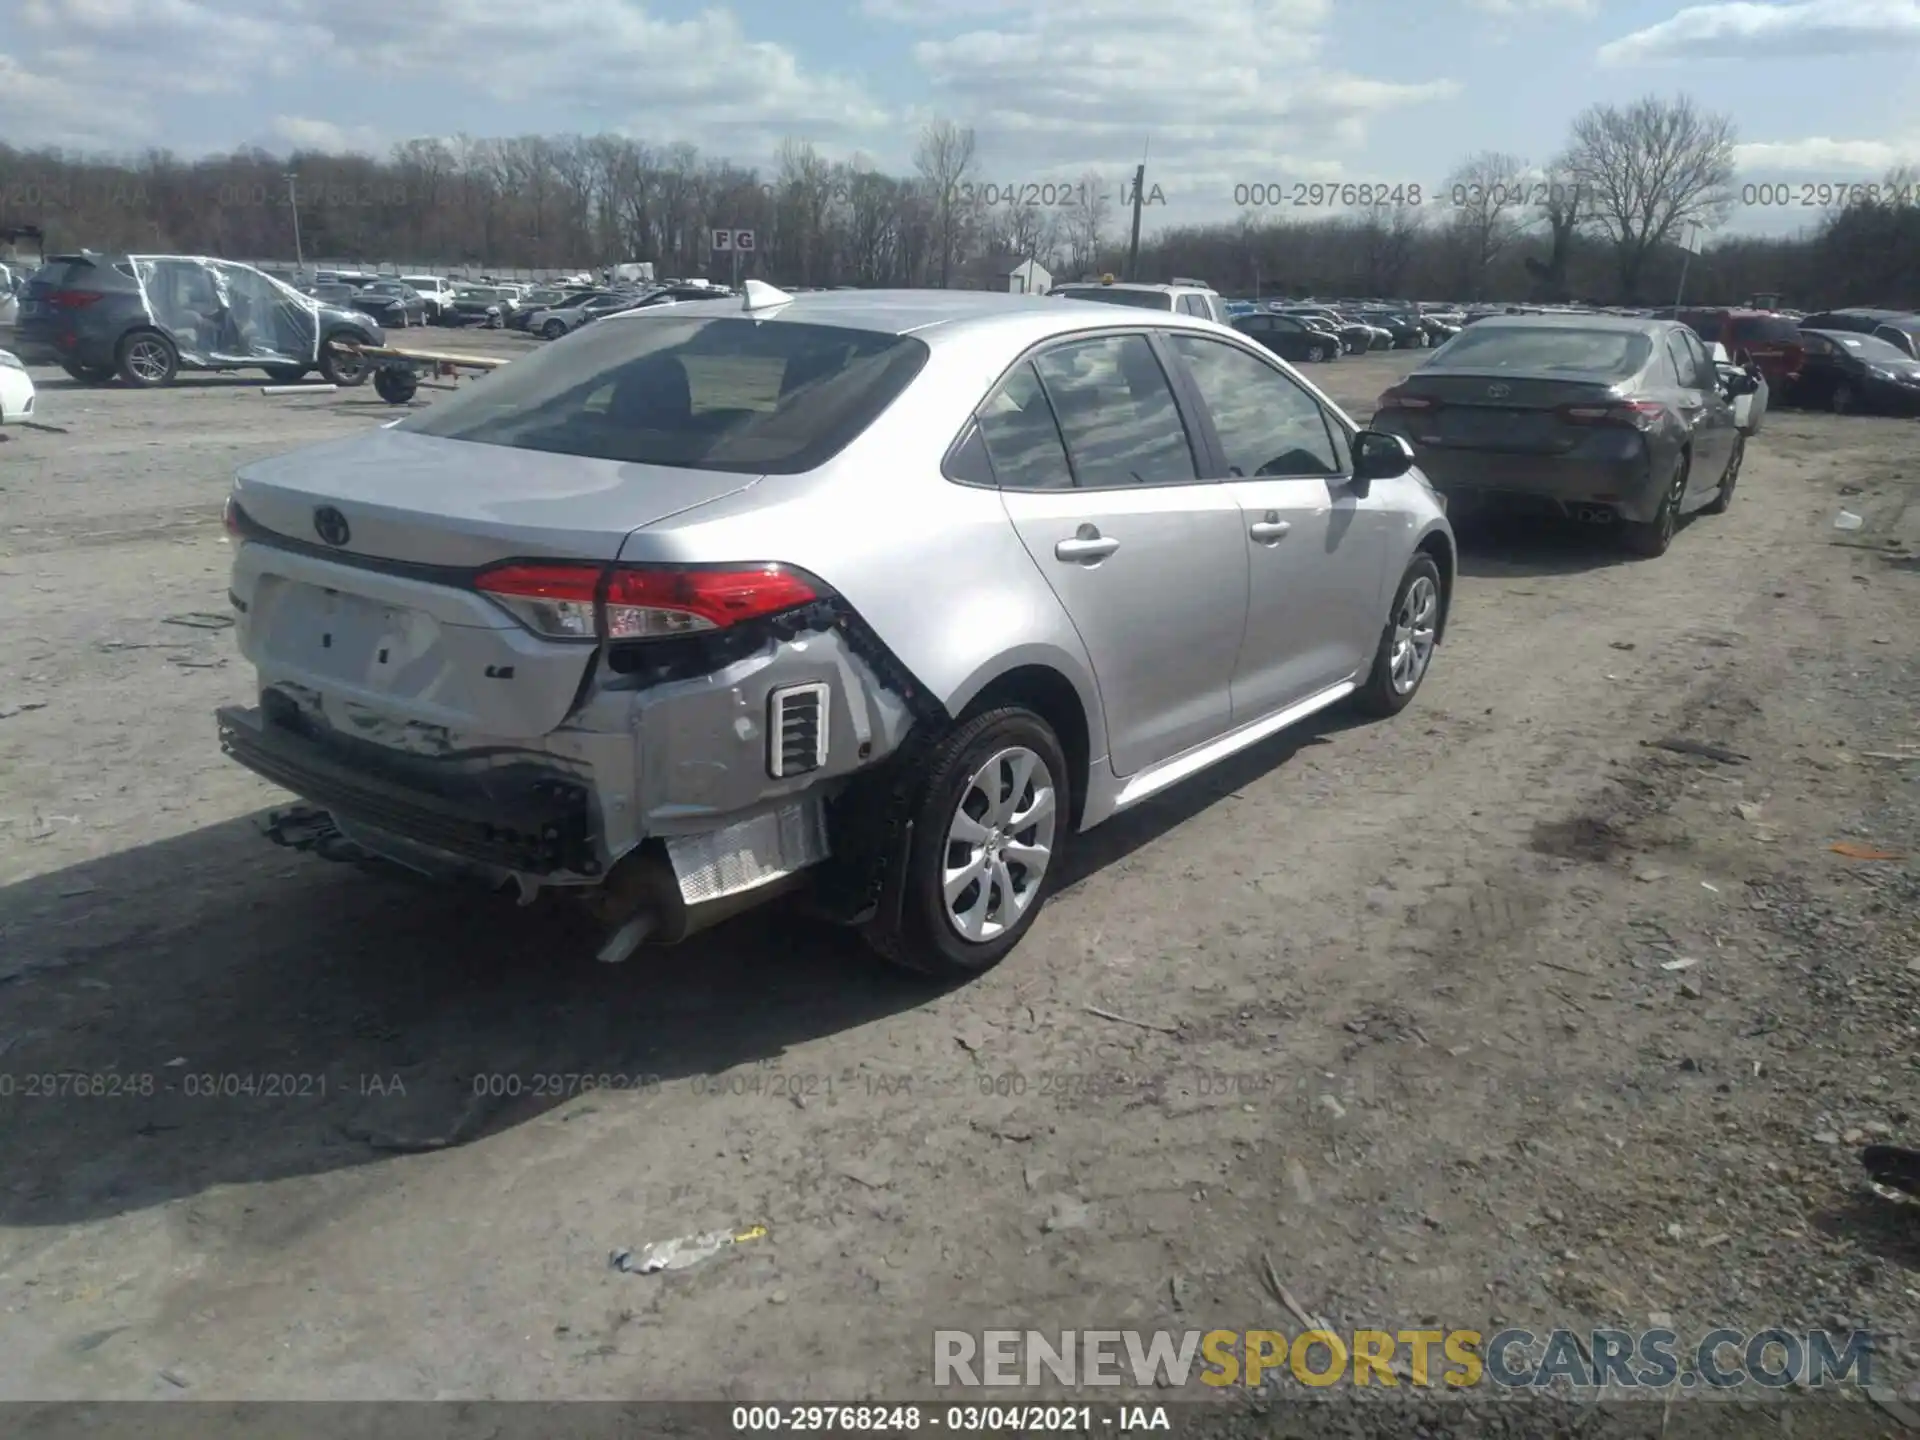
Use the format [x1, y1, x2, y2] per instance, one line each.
[0, 348, 36, 424]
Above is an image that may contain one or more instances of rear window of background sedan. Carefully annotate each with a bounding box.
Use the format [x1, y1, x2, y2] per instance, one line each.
[399, 316, 930, 474]
[1727, 316, 1803, 344]
[1054, 288, 1176, 311]
[1427, 326, 1653, 376]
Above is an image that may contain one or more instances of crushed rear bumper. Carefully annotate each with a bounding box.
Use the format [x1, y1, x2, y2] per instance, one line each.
[217, 703, 599, 876]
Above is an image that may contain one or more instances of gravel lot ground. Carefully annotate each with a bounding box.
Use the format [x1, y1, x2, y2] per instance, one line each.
[1, 327, 1916, 1431]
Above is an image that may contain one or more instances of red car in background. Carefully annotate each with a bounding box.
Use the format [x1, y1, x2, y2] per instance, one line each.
[1675, 309, 1805, 389]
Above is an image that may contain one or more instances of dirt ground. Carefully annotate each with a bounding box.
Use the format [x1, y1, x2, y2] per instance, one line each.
[1, 329, 1916, 1428]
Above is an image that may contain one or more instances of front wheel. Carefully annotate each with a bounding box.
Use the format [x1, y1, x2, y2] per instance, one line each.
[1703, 434, 1742, 514]
[862, 707, 1068, 978]
[542, 320, 566, 340]
[1306, 344, 1327, 362]
[1830, 383, 1856, 415]
[318, 332, 370, 386]
[1352, 554, 1442, 718]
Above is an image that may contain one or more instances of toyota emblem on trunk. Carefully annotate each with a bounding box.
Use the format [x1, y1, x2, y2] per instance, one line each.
[1486, 383, 1511, 399]
[313, 506, 350, 546]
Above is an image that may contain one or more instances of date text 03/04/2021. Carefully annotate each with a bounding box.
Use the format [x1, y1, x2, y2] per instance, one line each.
[956, 181, 1166, 208]
[728, 1404, 1171, 1432]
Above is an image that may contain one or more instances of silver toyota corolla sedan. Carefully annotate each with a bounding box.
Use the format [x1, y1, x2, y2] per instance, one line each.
[216, 282, 1455, 976]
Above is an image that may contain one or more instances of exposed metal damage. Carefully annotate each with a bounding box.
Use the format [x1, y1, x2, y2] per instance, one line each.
[230, 603, 926, 961]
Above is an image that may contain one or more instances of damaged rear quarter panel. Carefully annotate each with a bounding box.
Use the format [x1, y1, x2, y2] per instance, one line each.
[578, 624, 913, 835]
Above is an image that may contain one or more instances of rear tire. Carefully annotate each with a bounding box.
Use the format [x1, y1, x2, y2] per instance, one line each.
[1352, 553, 1442, 718]
[542, 320, 566, 339]
[263, 365, 309, 384]
[116, 330, 178, 386]
[1703, 434, 1742, 514]
[1621, 454, 1688, 557]
[862, 707, 1068, 979]
[1830, 383, 1856, 415]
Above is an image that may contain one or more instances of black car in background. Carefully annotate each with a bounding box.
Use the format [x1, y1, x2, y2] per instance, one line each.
[1353, 307, 1427, 348]
[1372, 313, 1758, 557]
[348, 279, 428, 328]
[1789, 329, 1920, 414]
[14, 253, 381, 386]
[1797, 308, 1920, 360]
[1231, 311, 1341, 362]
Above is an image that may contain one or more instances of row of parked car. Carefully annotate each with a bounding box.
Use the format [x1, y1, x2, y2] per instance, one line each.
[1457, 302, 1920, 417]
[2, 251, 748, 387]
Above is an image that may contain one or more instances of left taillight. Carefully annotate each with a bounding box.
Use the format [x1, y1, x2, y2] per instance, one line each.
[473, 562, 822, 641]
[1560, 400, 1665, 430]
[222, 496, 242, 537]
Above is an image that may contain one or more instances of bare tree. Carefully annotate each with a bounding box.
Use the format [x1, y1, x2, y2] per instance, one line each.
[1565, 94, 1737, 302]
[1357, 200, 1425, 295]
[1524, 153, 1586, 302]
[1441, 151, 1530, 299]
[913, 119, 976, 288]
[1062, 171, 1112, 278]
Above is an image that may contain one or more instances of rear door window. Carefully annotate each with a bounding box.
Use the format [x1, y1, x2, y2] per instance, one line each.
[1729, 316, 1803, 345]
[1032, 334, 1199, 488]
[975, 363, 1074, 491]
[1663, 334, 1695, 386]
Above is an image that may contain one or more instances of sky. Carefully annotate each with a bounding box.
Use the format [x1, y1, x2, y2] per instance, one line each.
[6, 0, 1920, 240]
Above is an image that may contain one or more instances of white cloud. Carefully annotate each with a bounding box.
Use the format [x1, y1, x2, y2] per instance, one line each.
[271, 116, 384, 154]
[1599, 0, 1920, 65]
[0, 50, 154, 145]
[884, 0, 1456, 208]
[1466, 0, 1599, 13]
[1734, 135, 1920, 169]
[2, 0, 890, 154]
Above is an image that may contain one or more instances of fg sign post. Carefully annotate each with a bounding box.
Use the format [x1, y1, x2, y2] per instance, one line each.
[711, 228, 754, 285]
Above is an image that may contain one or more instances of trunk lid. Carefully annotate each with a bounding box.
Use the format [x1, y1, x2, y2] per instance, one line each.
[233, 427, 758, 567]
[1391, 369, 1629, 455]
[231, 430, 761, 739]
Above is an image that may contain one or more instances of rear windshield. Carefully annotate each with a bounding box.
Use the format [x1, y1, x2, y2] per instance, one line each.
[401, 315, 930, 474]
[1728, 316, 1802, 343]
[26, 259, 105, 290]
[1054, 287, 1176, 311]
[1426, 325, 1652, 376]
[1825, 333, 1911, 362]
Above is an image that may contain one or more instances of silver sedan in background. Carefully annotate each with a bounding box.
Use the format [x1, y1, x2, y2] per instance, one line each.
[216, 286, 1454, 977]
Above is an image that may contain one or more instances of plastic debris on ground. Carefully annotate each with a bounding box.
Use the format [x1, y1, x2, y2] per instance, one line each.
[610, 1224, 767, 1274]
[1834, 511, 1864, 530]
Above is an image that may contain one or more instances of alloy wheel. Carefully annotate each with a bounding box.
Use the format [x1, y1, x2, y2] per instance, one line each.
[1389, 575, 1439, 694]
[942, 746, 1057, 943]
[126, 337, 171, 383]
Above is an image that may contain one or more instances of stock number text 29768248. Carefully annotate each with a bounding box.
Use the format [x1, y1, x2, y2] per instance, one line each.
[1235, 182, 1423, 208]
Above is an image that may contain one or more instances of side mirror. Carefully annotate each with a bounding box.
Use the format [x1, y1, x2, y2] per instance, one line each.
[1353, 430, 1416, 482]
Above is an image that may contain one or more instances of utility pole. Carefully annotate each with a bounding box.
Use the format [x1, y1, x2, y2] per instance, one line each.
[1673, 223, 1698, 309]
[1125, 163, 1146, 281]
[285, 172, 304, 271]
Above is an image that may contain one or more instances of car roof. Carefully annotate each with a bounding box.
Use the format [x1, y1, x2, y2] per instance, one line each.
[1462, 312, 1677, 335]
[1052, 280, 1211, 294]
[597, 286, 1236, 345]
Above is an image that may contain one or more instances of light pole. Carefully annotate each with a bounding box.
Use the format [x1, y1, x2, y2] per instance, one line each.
[285, 172, 304, 271]
[1673, 223, 1699, 309]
